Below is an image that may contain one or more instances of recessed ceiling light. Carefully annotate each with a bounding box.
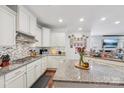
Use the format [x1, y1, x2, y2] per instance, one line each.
[80, 18, 84, 22]
[58, 18, 63, 23]
[100, 17, 106, 21]
[114, 21, 120, 24]
[78, 27, 82, 31]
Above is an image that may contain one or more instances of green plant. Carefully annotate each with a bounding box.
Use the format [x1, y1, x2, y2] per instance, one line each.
[1, 54, 10, 62]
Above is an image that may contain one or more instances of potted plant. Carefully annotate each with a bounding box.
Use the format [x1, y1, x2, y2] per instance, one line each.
[0, 54, 10, 67]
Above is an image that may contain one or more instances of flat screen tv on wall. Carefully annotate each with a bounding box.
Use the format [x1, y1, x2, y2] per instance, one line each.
[102, 39, 118, 48]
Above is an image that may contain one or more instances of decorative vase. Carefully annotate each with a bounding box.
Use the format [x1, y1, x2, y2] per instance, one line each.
[75, 47, 89, 70]
[79, 53, 84, 66]
[79, 54, 89, 68]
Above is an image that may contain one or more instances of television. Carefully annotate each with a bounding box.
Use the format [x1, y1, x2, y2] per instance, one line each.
[102, 39, 118, 48]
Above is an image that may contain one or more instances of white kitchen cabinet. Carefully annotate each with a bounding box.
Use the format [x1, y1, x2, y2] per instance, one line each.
[0, 75, 4, 88]
[27, 59, 43, 87]
[30, 14, 37, 35]
[35, 59, 42, 79]
[5, 66, 26, 88]
[42, 27, 51, 47]
[41, 56, 48, 74]
[26, 62, 36, 88]
[47, 56, 58, 68]
[34, 27, 42, 47]
[17, 6, 30, 34]
[51, 32, 65, 47]
[17, 6, 38, 36]
[47, 56, 65, 69]
[0, 6, 16, 47]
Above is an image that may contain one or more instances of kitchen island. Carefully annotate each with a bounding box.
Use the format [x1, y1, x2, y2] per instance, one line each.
[53, 60, 124, 88]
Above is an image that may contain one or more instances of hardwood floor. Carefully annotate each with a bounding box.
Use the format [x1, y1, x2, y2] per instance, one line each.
[45, 69, 56, 88]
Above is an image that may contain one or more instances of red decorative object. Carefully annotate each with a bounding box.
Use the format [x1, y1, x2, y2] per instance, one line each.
[77, 47, 85, 53]
[0, 54, 11, 67]
[0, 61, 10, 67]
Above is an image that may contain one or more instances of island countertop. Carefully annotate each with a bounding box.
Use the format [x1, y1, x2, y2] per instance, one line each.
[53, 60, 124, 86]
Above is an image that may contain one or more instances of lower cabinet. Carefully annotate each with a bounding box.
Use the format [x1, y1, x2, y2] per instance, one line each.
[1, 57, 48, 88]
[47, 56, 65, 69]
[0, 75, 4, 88]
[27, 62, 36, 88]
[27, 58, 42, 88]
[5, 66, 26, 88]
[35, 59, 42, 79]
[41, 56, 48, 74]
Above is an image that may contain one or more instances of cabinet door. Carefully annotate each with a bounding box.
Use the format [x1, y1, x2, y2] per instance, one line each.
[41, 61, 46, 74]
[51, 32, 65, 46]
[30, 14, 36, 35]
[35, 65, 42, 79]
[0, 6, 16, 46]
[35, 27, 42, 47]
[5, 66, 26, 88]
[43, 57, 48, 69]
[35, 59, 42, 79]
[27, 61, 37, 87]
[18, 6, 30, 34]
[42, 27, 50, 47]
[0, 76, 4, 88]
[27, 67, 35, 88]
[41, 57, 47, 74]
[41, 61, 44, 74]
[5, 73, 26, 88]
[47, 56, 58, 68]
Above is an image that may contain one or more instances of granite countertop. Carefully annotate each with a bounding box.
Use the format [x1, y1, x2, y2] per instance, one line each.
[97, 57, 124, 62]
[48, 54, 65, 56]
[85, 56, 124, 63]
[53, 60, 124, 85]
[0, 55, 47, 76]
[0, 54, 66, 77]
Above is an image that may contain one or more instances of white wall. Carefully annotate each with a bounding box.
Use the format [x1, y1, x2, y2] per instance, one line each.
[65, 31, 90, 60]
[42, 27, 50, 47]
[89, 36, 103, 50]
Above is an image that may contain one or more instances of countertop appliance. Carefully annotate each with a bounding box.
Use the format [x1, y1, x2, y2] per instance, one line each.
[40, 49, 48, 54]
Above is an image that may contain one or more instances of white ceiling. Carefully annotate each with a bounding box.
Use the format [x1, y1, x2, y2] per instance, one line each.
[25, 5, 124, 35]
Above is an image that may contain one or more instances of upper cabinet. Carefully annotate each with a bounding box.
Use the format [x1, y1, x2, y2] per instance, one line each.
[17, 6, 30, 34]
[17, 6, 37, 36]
[42, 27, 51, 47]
[34, 26, 42, 47]
[50, 32, 65, 47]
[30, 14, 37, 35]
[0, 6, 16, 47]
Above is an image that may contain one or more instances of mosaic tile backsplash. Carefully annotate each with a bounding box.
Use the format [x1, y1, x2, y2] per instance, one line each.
[0, 42, 32, 61]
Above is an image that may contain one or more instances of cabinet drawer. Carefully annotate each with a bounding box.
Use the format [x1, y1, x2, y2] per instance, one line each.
[27, 62, 36, 69]
[5, 66, 26, 81]
[35, 59, 42, 66]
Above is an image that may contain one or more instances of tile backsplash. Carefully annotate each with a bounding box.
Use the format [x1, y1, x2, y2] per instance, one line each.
[0, 42, 33, 61]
